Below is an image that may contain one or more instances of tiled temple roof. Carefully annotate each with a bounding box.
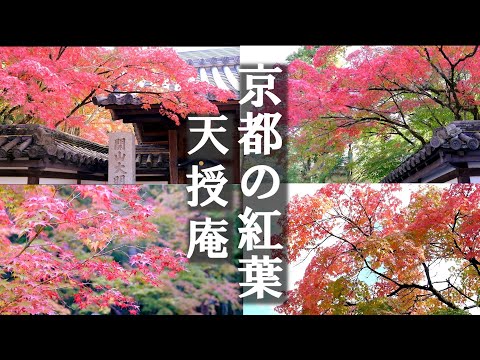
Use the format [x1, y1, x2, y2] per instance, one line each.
[179, 47, 240, 98]
[381, 121, 480, 183]
[93, 47, 240, 107]
[0, 124, 108, 170]
[0, 125, 169, 173]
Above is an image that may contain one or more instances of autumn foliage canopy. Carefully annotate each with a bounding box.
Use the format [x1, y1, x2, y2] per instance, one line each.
[0, 186, 187, 314]
[0, 47, 233, 142]
[276, 184, 480, 315]
[287, 46, 480, 181]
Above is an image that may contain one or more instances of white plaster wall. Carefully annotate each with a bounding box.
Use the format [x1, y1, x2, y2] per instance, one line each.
[470, 176, 480, 183]
[0, 177, 28, 184]
[39, 178, 77, 185]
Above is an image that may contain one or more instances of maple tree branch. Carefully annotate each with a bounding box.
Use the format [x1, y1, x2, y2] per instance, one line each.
[451, 209, 461, 233]
[56, 46, 67, 61]
[470, 259, 480, 277]
[0, 234, 130, 314]
[446, 279, 476, 304]
[345, 106, 403, 126]
[11, 226, 45, 261]
[350, 196, 374, 236]
[374, 72, 452, 114]
[455, 46, 478, 67]
[322, 245, 459, 306]
[424, 47, 453, 87]
[383, 88, 408, 126]
[314, 219, 403, 289]
[437, 46, 454, 68]
[387, 126, 415, 146]
[343, 106, 427, 145]
[3, 105, 20, 117]
[0, 189, 156, 313]
[437, 46, 464, 118]
[448, 213, 480, 277]
[387, 287, 404, 297]
[423, 47, 464, 118]
[55, 89, 97, 128]
[296, 236, 332, 266]
[399, 124, 426, 146]
[8, 187, 59, 261]
[378, 56, 458, 117]
[332, 211, 371, 239]
[437, 46, 478, 78]
[422, 262, 458, 309]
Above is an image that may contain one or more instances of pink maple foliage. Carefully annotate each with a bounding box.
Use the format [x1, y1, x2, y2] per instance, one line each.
[0, 47, 234, 143]
[0, 185, 187, 315]
[287, 46, 480, 156]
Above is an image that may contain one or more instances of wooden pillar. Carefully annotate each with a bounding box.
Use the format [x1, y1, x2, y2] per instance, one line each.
[457, 164, 470, 183]
[168, 130, 178, 184]
[77, 171, 87, 184]
[177, 121, 187, 184]
[27, 176, 39, 184]
[27, 168, 40, 184]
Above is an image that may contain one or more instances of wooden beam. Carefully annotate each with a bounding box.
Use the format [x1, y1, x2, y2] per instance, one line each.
[141, 131, 169, 137]
[115, 110, 166, 117]
[0, 169, 105, 181]
[168, 130, 178, 184]
[136, 144, 169, 150]
[135, 168, 169, 175]
[107, 101, 239, 114]
[456, 163, 471, 183]
[0, 158, 108, 174]
[178, 121, 187, 184]
[133, 123, 144, 144]
[433, 171, 462, 183]
[445, 151, 480, 163]
[401, 156, 445, 182]
[465, 168, 480, 176]
[140, 140, 168, 145]
[212, 101, 240, 111]
[106, 104, 163, 111]
[77, 171, 107, 182]
[136, 176, 169, 182]
[0, 159, 45, 168]
[42, 159, 107, 174]
[121, 117, 181, 128]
